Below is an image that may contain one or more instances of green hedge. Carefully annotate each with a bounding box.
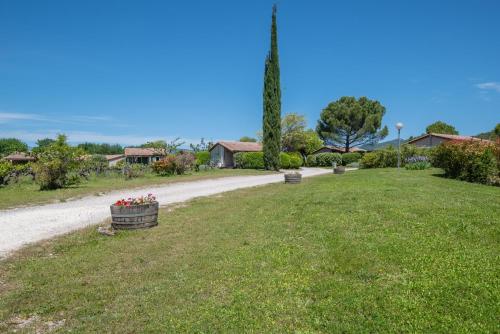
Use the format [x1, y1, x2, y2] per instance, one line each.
[341, 152, 362, 166]
[234, 152, 264, 169]
[235, 152, 303, 169]
[306, 153, 342, 167]
[361, 145, 433, 169]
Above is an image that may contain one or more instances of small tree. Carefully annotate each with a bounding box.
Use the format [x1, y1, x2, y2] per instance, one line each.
[426, 121, 459, 135]
[281, 113, 323, 157]
[34, 134, 83, 190]
[317, 96, 388, 152]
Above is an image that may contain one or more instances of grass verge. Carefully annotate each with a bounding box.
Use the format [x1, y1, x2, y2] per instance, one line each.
[0, 168, 499, 332]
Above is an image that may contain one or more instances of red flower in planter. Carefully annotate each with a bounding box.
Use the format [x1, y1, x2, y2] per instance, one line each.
[113, 194, 157, 206]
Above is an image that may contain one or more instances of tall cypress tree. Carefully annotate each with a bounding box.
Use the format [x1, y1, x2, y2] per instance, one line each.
[263, 5, 281, 171]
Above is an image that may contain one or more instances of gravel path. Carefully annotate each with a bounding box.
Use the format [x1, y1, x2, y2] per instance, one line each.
[0, 168, 332, 258]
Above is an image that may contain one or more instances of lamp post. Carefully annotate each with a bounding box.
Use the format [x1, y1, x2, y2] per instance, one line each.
[396, 122, 404, 169]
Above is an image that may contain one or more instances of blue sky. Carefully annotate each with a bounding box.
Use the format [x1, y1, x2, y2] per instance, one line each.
[1, 0, 499, 147]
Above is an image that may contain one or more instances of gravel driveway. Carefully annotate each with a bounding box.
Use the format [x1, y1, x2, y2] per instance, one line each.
[0, 168, 331, 258]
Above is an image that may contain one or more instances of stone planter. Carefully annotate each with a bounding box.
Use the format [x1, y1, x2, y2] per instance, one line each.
[284, 172, 302, 184]
[334, 166, 346, 174]
[110, 202, 159, 230]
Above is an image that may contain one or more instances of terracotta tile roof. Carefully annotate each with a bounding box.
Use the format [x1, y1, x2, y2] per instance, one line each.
[105, 154, 125, 161]
[209, 141, 262, 152]
[124, 147, 166, 156]
[407, 133, 490, 144]
[3, 152, 36, 161]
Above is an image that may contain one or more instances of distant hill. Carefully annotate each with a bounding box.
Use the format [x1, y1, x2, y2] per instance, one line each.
[361, 138, 409, 151]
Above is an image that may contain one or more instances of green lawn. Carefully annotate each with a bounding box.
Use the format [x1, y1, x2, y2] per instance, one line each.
[0, 169, 270, 210]
[0, 169, 499, 333]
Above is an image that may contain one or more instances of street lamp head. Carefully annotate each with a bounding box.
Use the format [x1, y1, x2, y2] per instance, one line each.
[396, 122, 404, 130]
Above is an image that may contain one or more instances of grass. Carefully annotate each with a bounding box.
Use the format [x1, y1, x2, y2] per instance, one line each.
[0, 168, 499, 332]
[0, 169, 271, 210]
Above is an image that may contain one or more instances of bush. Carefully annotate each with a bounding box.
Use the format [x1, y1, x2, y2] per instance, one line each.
[432, 141, 498, 184]
[152, 153, 195, 176]
[360, 147, 397, 168]
[152, 156, 176, 176]
[175, 153, 195, 174]
[289, 153, 303, 169]
[123, 163, 149, 178]
[341, 152, 362, 166]
[314, 153, 342, 167]
[405, 156, 431, 170]
[0, 161, 14, 185]
[279, 152, 291, 169]
[234, 152, 264, 169]
[195, 151, 210, 166]
[34, 135, 83, 190]
[306, 154, 317, 167]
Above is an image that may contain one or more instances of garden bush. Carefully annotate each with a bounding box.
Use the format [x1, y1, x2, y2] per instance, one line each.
[175, 153, 195, 174]
[341, 152, 362, 166]
[360, 147, 398, 168]
[123, 163, 149, 178]
[195, 151, 210, 166]
[234, 152, 265, 169]
[152, 153, 195, 176]
[288, 153, 303, 169]
[0, 161, 14, 185]
[314, 153, 342, 167]
[432, 141, 498, 184]
[306, 154, 317, 167]
[279, 152, 291, 169]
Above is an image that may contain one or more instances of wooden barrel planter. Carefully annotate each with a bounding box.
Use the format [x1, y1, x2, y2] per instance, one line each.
[110, 202, 159, 230]
[334, 166, 346, 174]
[284, 173, 302, 184]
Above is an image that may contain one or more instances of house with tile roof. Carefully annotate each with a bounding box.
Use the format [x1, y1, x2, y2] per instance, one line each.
[124, 147, 167, 164]
[209, 141, 262, 168]
[407, 133, 491, 148]
[2, 152, 36, 164]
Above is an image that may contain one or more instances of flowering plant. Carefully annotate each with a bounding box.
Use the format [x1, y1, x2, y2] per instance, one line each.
[114, 193, 157, 207]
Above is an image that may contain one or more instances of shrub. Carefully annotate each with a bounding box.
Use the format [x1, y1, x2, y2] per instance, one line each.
[288, 153, 303, 169]
[306, 154, 317, 167]
[279, 152, 291, 169]
[432, 141, 498, 184]
[152, 156, 176, 176]
[360, 147, 397, 168]
[124, 163, 149, 178]
[234, 152, 264, 169]
[341, 152, 362, 166]
[405, 156, 431, 170]
[314, 153, 342, 167]
[34, 135, 83, 190]
[195, 151, 210, 166]
[175, 153, 195, 174]
[0, 161, 14, 185]
[152, 153, 195, 176]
